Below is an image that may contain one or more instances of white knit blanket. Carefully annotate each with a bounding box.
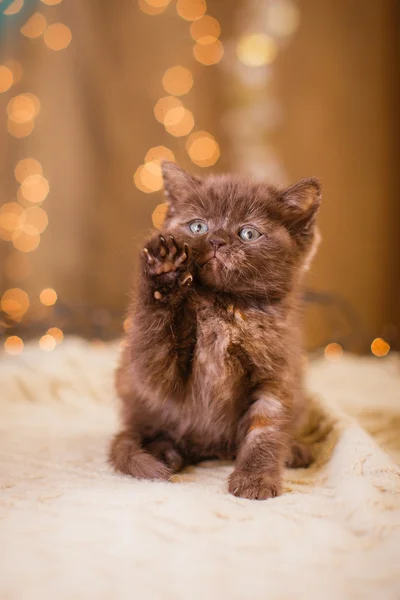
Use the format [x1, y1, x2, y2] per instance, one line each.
[1, 339, 400, 600]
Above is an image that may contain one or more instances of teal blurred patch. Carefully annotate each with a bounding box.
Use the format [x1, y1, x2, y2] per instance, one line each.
[0, 0, 37, 35]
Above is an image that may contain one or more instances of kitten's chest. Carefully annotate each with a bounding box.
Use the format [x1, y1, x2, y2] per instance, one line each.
[193, 305, 252, 388]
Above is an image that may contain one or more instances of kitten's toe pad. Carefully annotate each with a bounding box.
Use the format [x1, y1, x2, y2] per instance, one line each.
[144, 236, 190, 281]
[228, 470, 282, 500]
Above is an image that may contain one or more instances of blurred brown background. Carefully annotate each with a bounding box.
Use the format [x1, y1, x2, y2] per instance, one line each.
[0, 0, 399, 355]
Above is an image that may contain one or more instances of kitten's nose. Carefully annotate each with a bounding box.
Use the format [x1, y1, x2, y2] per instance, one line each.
[209, 237, 227, 251]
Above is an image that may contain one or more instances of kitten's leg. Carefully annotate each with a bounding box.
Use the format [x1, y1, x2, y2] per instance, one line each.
[229, 395, 289, 500]
[130, 234, 196, 395]
[109, 430, 173, 480]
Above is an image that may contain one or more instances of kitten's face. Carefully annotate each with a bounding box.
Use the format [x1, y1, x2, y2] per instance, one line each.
[161, 163, 321, 300]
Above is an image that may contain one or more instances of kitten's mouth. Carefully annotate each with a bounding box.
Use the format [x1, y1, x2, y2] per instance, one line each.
[200, 255, 221, 268]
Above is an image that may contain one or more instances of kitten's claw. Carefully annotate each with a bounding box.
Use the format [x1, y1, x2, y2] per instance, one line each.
[175, 251, 187, 267]
[167, 235, 178, 257]
[143, 248, 155, 265]
[180, 273, 193, 286]
[159, 235, 168, 257]
[174, 243, 188, 268]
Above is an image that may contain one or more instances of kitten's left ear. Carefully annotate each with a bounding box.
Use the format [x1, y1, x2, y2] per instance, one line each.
[161, 161, 202, 205]
[280, 178, 322, 229]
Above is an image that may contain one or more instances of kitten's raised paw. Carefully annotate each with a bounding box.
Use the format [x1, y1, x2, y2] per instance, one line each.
[143, 235, 189, 275]
[143, 235, 192, 300]
[228, 470, 282, 500]
[286, 440, 313, 469]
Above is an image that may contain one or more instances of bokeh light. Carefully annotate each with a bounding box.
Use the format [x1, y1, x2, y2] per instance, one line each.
[0, 202, 24, 241]
[152, 203, 168, 229]
[193, 39, 224, 65]
[371, 337, 390, 357]
[265, 0, 300, 38]
[7, 94, 38, 124]
[135, 147, 175, 193]
[23, 93, 41, 118]
[145, 146, 175, 164]
[164, 107, 194, 136]
[46, 327, 64, 344]
[4, 336, 24, 356]
[4, 253, 31, 281]
[162, 66, 193, 96]
[176, 0, 206, 21]
[4, 0, 24, 15]
[23, 207, 48, 233]
[186, 130, 220, 166]
[154, 96, 183, 124]
[1, 288, 30, 320]
[0, 66, 14, 94]
[20, 174, 49, 204]
[4, 60, 23, 85]
[190, 15, 220, 44]
[40, 288, 58, 306]
[7, 119, 35, 138]
[324, 342, 343, 362]
[44, 23, 72, 51]
[237, 33, 278, 67]
[138, 0, 169, 15]
[134, 163, 163, 193]
[163, 105, 185, 127]
[140, 0, 172, 13]
[20, 12, 47, 38]
[15, 158, 43, 184]
[41, 0, 63, 5]
[39, 334, 57, 352]
[133, 166, 152, 193]
[12, 228, 41, 252]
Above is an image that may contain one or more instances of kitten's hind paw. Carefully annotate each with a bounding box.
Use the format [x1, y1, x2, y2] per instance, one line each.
[286, 440, 313, 469]
[109, 431, 173, 480]
[145, 438, 184, 473]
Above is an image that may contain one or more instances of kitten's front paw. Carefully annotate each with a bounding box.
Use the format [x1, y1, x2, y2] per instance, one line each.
[228, 470, 282, 500]
[143, 234, 192, 300]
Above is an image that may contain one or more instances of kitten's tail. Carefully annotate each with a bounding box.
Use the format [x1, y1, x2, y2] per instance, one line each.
[109, 430, 172, 480]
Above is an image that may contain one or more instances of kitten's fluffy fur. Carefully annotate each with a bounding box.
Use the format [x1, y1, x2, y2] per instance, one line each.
[110, 163, 321, 500]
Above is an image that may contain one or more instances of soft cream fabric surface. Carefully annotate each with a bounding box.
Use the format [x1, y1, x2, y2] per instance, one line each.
[0, 339, 399, 600]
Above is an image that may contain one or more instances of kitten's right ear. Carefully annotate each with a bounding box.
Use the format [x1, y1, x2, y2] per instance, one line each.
[161, 161, 202, 204]
[278, 177, 322, 232]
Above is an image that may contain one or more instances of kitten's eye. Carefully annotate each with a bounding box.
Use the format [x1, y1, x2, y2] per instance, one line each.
[189, 220, 209, 235]
[239, 226, 261, 242]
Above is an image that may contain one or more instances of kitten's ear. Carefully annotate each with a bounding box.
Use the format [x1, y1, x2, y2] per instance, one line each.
[279, 177, 322, 230]
[161, 161, 202, 204]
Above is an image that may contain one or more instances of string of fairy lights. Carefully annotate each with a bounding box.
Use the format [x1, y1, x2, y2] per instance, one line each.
[0, 0, 71, 354]
[0, 0, 394, 360]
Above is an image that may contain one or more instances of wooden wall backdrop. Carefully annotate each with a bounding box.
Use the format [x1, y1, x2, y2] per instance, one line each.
[0, 0, 399, 352]
[273, 0, 400, 351]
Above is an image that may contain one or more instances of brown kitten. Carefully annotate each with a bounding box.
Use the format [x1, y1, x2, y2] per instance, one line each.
[109, 162, 321, 500]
